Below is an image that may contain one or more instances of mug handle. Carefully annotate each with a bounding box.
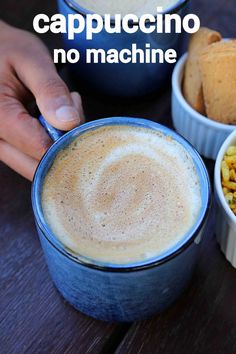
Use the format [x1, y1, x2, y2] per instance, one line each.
[38, 115, 64, 142]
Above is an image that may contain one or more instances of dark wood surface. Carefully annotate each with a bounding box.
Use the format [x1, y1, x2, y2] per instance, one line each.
[1, 1, 236, 353]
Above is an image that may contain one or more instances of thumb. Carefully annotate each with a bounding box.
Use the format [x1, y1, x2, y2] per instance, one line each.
[12, 48, 84, 131]
[37, 84, 84, 131]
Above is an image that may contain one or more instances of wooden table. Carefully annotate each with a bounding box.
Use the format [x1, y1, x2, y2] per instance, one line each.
[1, 1, 236, 353]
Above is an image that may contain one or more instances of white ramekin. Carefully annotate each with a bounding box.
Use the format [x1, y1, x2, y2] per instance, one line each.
[214, 130, 236, 268]
[172, 53, 235, 160]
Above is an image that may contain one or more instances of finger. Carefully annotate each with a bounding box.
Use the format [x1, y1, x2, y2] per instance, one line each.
[71, 92, 85, 124]
[12, 50, 83, 131]
[0, 95, 52, 160]
[0, 139, 38, 181]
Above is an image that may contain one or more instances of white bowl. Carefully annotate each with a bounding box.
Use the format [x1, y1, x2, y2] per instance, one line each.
[172, 53, 235, 160]
[215, 129, 236, 268]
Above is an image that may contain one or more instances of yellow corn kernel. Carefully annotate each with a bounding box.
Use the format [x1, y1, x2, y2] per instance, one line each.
[226, 146, 236, 156]
[222, 181, 236, 191]
[230, 169, 236, 182]
[224, 156, 236, 168]
[221, 161, 230, 181]
[225, 193, 234, 204]
[223, 187, 230, 195]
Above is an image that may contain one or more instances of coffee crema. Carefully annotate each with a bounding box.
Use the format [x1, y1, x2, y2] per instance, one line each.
[42, 125, 201, 264]
[74, 0, 178, 16]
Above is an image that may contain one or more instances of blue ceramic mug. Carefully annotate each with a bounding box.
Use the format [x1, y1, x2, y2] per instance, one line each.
[57, 0, 190, 96]
[32, 117, 211, 322]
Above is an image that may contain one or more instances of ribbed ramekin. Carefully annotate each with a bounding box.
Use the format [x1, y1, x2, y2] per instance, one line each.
[172, 53, 235, 160]
[215, 130, 236, 268]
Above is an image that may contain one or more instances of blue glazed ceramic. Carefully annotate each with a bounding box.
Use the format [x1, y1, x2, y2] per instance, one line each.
[32, 117, 211, 322]
[57, 0, 190, 96]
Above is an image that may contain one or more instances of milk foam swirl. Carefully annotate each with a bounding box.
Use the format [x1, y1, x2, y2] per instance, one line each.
[42, 126, 201, 264]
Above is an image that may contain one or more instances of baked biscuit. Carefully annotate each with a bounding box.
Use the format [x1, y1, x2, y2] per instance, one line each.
[183, 27, 221, 114]
[199, 40, 236, 124]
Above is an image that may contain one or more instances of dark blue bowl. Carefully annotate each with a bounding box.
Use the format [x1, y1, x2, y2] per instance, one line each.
[57, 0, 190, 96]
[32, 117, 211, 322]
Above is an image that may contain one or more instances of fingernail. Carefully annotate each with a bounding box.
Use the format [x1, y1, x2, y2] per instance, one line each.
[55, 105, 79, 122]
[71, 92, 81, 109]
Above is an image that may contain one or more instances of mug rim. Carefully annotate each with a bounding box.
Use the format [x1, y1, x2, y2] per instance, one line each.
[32, 117, 211, 272]
[62, 0, 190, 22]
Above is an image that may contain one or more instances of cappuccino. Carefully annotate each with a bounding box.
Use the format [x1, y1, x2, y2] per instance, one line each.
[42, 125, 201, 264]
[74, 0, 178, 16]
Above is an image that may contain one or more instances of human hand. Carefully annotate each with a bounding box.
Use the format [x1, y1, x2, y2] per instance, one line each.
[0, 21, 84, 180]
